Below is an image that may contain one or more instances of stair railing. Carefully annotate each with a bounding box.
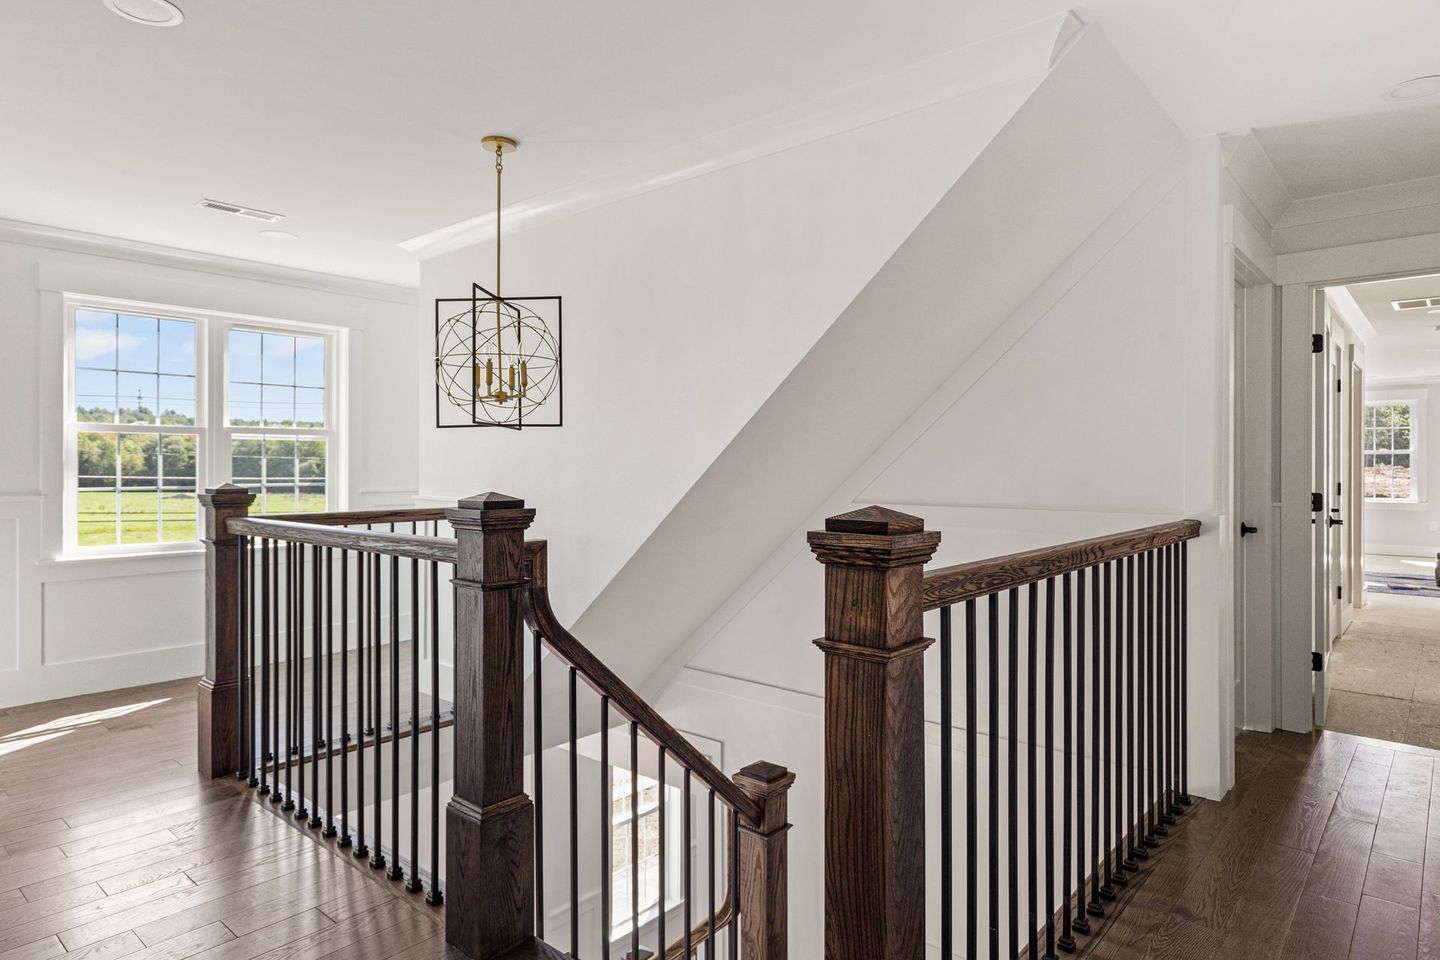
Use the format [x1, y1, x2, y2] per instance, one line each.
[807, 506, 1201, 960]
[198, 487, 792, 960]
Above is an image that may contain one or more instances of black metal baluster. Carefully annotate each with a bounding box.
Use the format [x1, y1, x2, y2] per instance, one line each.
[259, 539, 271, 796]
[1179, 541, 1190, 806]
[324, 546, 336, 836]
[684, 769, 693, 960]
[238, 535, 249, 781]
[988, 592, 1000, 960]
[371, 552, 386, 871]
[1059, 572, 1076, 952]
[1102, 561, 1117, 894]
[534, 629, 545, 924]
[271, 541, 282, 804]
[1076, 567, 1094, 934]
[1088, 564, 1104, 919]
[569, 667, 579, 955]
[428, 562, 443, 904]
[340, 549, 351, 848]
[631, 721, 640, 960]
[1027, 582, 1039, 960]
[296, 542, 309, 822]
[659, 746, 667, 956]
[601, 695, 611, 960]
[309, 543, 322, 828]
[939, 605, 953, 960]
[1112, 559, 1128, 886]
[388, 554, 402, 880]
[1142, 551, 1156, 851]
[288, 544, 299, 805]
[1008, 588, 1020, 960]
[1123, 555, 1137, 871]
[408, 558, 421, 890]
[965, 599, 978, 960]
[1043, 578, 1057, 960]
[354, 550, 369, 859]
[707, 789, 716, 960]
[1157, 546, 1169, 834]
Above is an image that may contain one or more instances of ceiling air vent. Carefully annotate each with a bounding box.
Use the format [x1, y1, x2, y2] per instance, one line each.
[195, 199, 286, 223]
[1391, 297, 1440, 311]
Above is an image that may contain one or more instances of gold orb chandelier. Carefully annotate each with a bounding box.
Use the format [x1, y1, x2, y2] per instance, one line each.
[434, 136, 562, 429]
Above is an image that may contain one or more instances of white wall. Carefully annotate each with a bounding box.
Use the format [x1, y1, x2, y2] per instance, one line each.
[0, 223, 418, 708]
[1364, 381, 1440, 557]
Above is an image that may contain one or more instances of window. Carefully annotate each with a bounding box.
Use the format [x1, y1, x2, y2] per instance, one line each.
[65, 298, 341, 554]
[610, 767, 683, 939]
[1364, 400, 1418, 501]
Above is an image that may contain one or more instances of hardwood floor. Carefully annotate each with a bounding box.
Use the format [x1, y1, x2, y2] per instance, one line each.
[8, 678, 1440, 959]
[1084, 726, 1440, 959]
[0, 677, 451, 960]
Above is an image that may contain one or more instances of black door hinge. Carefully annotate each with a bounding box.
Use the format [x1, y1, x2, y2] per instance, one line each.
[1312, 651, 1323, 671]
[1337, 585, 1343, 600]
[1312, 333, 1324, 353]
[1312, 492, 1324, 512]
[1337, 377, 1343, 393]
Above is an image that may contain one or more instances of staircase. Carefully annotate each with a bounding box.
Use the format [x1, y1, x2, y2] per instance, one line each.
[197, 487, 1200, 959]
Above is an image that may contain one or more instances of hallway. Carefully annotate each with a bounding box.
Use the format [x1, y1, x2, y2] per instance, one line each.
[1328, 561, 1440, 749]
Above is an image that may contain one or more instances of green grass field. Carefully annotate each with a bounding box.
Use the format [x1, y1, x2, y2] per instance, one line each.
[77, 489, 326, 546]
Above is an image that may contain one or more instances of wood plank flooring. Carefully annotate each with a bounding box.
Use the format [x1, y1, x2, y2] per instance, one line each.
[1084, 726, 1440, 959]
[0, 678, 450, 960]
[9, 676, 1440, 959]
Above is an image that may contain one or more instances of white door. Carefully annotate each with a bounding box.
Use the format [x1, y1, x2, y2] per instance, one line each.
[1311, 297, 1330, 728]
[1234, 278, 1248, 727]
[1329, 347, 1346, 639]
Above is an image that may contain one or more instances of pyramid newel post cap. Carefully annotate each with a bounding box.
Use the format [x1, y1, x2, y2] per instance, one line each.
[457, 492, 526, 510]
[823, 505, 925, 535]
[809, 505, 939, 568]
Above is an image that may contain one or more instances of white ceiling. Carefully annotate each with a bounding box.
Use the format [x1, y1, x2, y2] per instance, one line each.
[1255, 104, 1440, 199]
[1346, 273, 1440, 381]
[7, 1, 1440, 284]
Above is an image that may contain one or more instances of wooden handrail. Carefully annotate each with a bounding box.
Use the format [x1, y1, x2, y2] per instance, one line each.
[255, 507, 449, 527]
[921, 519, 1201, 611]
[521, 540, 765, 828]
[661, 895, 736, 960]
[227, 516, 458, 564]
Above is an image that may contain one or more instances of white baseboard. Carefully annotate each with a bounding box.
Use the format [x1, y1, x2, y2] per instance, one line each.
[1366, 544, 1440, 560]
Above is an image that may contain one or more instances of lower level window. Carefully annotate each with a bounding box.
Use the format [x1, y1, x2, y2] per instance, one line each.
[75, 431, 198, 546]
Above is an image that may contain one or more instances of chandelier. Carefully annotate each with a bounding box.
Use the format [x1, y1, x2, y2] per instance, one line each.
[435, 136, 562, 429]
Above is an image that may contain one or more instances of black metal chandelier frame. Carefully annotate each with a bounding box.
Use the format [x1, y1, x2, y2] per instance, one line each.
[434, 282, 563, 430]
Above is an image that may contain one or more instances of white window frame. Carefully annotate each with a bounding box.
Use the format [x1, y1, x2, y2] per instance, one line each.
[62, 294, 345, 558]
[1363, 393, 1424, 506]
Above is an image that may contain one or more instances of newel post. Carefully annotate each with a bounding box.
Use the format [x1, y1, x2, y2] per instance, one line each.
[197, 483, 255, 779]
[445, 492, 538, 959]
[807, 506, 940, 960]
[734, 761, 796, 960]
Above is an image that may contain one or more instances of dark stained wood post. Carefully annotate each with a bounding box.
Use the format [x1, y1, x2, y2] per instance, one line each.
[808, 506, 940, 960]
[445, 492, 538, 959]
[734, 761, 796, 960]
[197, 483, 256, 779]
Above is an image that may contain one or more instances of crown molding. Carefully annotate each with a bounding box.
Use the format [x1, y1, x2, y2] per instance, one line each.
[1220, 130, 1293, 229]
[400, 12, 1079, 261]
[0, 217, 417, 306]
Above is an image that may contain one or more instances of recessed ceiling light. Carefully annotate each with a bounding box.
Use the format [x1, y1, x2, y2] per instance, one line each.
[102, 0, 183, 26]
[1385, 76, 1440, 101]
[259, 230, 299, 241]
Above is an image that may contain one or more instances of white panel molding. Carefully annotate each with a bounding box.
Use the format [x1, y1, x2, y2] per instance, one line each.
[400, 14, 1075, 258]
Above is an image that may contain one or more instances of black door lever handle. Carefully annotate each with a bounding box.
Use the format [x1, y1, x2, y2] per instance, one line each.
[1328, 516, 1344, 527]
[1240, 522, 1258, 538]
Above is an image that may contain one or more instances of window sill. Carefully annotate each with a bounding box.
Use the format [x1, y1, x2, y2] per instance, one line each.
[38, 548, 204, 581]
[1365, 499, 1429, 511]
